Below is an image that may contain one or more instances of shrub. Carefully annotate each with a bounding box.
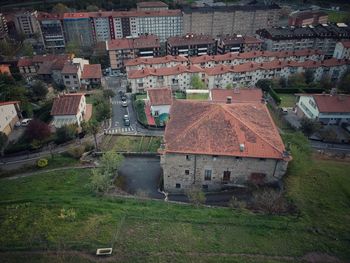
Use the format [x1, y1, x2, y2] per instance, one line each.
[273, 88, 301, 94]
[37, 158, 48, 168]
[134, 99, 147, 125]
[251, 189, 288, 215]
[302, 88, 326, 93]
[185, 186, 206, 206]
[83, 141, 94, 152]
[65, 145, 85, 159]
[228, 196, 246, 210]
[269, 88, 281, 105]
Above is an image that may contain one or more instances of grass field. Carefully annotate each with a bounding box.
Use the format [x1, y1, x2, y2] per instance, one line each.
[186, 93, 209, 100]
[0, 134, 349, 262]
[278, 94, 296, 108]
[327, 10, 349, 23]
[100, 135, 162, 152]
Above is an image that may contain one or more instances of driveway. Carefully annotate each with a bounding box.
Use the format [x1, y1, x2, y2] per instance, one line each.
[118, 156, 164, 199]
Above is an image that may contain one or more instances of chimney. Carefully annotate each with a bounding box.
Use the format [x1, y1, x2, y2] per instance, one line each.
[226, 96, 232, 104]
[239, 143, 245, 152]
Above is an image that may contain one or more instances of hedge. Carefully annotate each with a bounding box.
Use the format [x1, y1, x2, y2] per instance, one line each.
[133, 99, 147, 125]
[273, 88, 302, 94]
[302, 88, 326, 93]
[269, 88, 281, 105]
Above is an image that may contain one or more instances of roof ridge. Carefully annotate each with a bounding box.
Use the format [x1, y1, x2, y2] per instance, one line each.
[221, 104, 284, 155]
[166, 102, 221, 146]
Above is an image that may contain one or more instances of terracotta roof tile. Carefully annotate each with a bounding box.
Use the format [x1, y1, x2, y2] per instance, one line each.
[17, 57, 33, 67]
[0, 64, 11, 75]
[62, 63, 78, 74]
[147, 87, 173, 106]
[164, 100, 286, 159]
[211, 88, 263, 102]
[107, 35, 160, 50]
[128, 65, 202, 78]
[137, 1, 168, 8]
[341, 40, 350, 48]
[125, 55, 187, 66]
[312, 94, 350, 113]
[167, 34, 215, 46]
[51, 94, 84, 116]
[81, 64, 102, 79]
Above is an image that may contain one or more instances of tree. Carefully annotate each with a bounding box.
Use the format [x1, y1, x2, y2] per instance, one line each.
[25, 119, 51, 143]
[288, 73, 307, 89]
[99, 150, 124, 175]
[190, 74, 206, 89]
[304, 69, 314, 84]
[185, 186, 206, 206]
[318, 75, 333, 91]
[30, 80, 48, 101]
[0, 132, 8, 156]
[255, 79, 272, 92]
[22, 43, 34, 57]
[103, 89, 115, 98]
[300, 117, 321, 137]
[52, 3, 69, 13]
[81, 119, 99, 150]
[89, 169, 111, 194]
[55, 124, 77, 144]
[65, 41, 81, 56]
[279, 77, 287, 88]
[86, 5, 99, 11]
[225, 83, 233, 90]
[95, 102, 111, 123]
[338, 71, 350, 93]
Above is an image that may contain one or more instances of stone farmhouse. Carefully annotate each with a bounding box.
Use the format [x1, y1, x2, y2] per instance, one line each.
[160, 100, 291, 192]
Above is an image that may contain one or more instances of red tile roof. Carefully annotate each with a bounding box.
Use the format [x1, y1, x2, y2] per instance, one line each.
[163, 100, 287, 159]
[128, 64, 202, 78]
[81, 64, 102, 79]
[0, 64, 11, 75]
[17, 57, 33, 67]
[312, 94, 350, 113]
[37, 12, 63, 20]
[0, 101, 19, 106]
[125, 55, 187, 66]
[107, 35, 160, 50]
[147, 87, 173, 106]
[341, 40, 350, 49]
[211, 88, 263, 103]
[63, 13, 90, 19]
[167, 34, 216, 46]
[62, 63, 78, 74]
[51, 94, 84, 116]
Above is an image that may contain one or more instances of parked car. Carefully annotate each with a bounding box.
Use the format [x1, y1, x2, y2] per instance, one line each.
[121, 95, 127, 101]
[119, 90, 124, 99]
[122, 101, 128, 107]
[123, 114, 129, 120]
[21, 118, 32, 126]
[123, 118, 130, 126]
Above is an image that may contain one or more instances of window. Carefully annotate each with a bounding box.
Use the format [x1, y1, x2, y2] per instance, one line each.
[186, 155, 190, 160]
[176, 183, 181, 188]
[213, 155, 218, 160]
[204, 170, 212, 181]
[202, 184, 208, 190]
[259, 158, 266, 161]
[223, 171, 231, 182]
[185, 170, 189, 175]
[64, 75, 69, 79]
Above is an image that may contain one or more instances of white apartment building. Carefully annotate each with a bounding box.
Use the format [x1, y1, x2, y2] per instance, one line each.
[0, 101, 20, 136]
[333, 40, 350, 59]
[92, 16, 111, 42]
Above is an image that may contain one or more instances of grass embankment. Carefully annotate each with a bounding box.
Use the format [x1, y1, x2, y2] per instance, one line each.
[186, 93, 209, 100]
[100, 135, 161, 152]
[0, 133, 349, 262]
[278, 94, 296, 108]
[327, 10, 350, 23]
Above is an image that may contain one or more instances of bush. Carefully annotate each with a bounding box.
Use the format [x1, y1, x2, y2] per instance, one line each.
[185, 186, 206, 206]
[273, 88, 301, 94]
[134, 99, 147, 125]
[269, 88, 281, 105]
[54, 124, 77, 144]
[251, 189, 288, 215]
[302, 88, 326, 93]
[37, 158, 48, 168]
[83, 141, 94, 152]
[65, 145, 85, 159]
[228, 196, 246, 210]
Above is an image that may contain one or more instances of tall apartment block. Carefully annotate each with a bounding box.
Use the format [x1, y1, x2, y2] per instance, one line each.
[167, 34, 216, 56]
[106, 34, 160, 70]
[14, 11, 41, 38]
[137, 1, 169, 11]
[0, 13, 8, 39]
[257, 23, 350, 57]
[182, 3, 280, 37]
[37, 12, 65, 50]
[63, 13, 94, 47]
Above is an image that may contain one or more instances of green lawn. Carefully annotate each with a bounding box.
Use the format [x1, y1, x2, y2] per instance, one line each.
[327, 10, 350, 23]
[278, 94, 296, 108]
[100, 135, 162, 152]
[135, 94, 147, 100]
[186, 93, 209, 100]
[0, 134, 350, 262]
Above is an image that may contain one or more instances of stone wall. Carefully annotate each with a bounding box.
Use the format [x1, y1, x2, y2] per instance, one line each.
[161, 153, 288, 192]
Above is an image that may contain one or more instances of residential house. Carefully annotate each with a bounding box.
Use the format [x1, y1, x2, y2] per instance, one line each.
[160, 100, 291, 192]
[51, 93, 91, 128]
[81, 64, 102, 89]
[296, 93, 350, 125]
[217, 35, 263, 54]
[333, 40, 350, 59]
[146, 87, 173, 117]
[17, 57, 37, 77]
[61, 58, 89, 90]
[209, 88, 263, 103]
[0, 101, 20, 136]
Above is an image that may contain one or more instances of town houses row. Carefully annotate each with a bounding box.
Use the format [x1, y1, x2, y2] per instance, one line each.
[17, 54, 102, 90]
[0, 1, 281, 49]
[125, 49, 349, 93]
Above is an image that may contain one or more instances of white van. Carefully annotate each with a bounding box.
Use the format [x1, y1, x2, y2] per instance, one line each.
[21, 118, 32, 126]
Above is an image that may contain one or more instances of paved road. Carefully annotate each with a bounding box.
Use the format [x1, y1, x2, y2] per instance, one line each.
[310, 140, 350, 154]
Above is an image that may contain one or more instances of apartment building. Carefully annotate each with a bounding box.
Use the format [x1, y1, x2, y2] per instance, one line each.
[0, 13, 8, 39]
[37, 12, 65, 50]
[333, 40, 350, 59]
[167, 34, 216, 56]
[14, 11, 41, 38]
[137, 1, 169, 11]
[63, 13, 94, 47]
[217, 35, 263, 54]
[127, 58, 349, 93]
[125, 55, 188, 72]
[183, 4, 280, 37]
[288, 10, 328, 26]
[257, 23, 350, 57]
[90, 11, 114, 42]
[106, 35, 160, 70]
